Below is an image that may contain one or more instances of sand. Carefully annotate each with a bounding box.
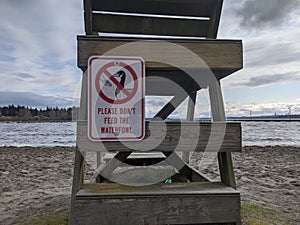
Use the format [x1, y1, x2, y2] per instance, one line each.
[0, 146, 299, 224]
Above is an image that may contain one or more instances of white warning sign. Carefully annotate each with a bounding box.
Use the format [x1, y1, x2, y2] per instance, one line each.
[88, 56, 145, 141]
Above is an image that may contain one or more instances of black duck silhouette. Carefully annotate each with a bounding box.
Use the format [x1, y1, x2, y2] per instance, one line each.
[102, 70, 127, 100]
[114, 70, 126, 99]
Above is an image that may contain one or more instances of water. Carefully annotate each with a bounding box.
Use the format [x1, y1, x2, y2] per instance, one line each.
[0, 122, 75, 147]
[241, 121, 300, 147]
[0, 121, 299, 147]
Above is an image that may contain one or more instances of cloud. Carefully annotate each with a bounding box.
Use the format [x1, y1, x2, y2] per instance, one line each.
[0, 55, 15, 63]
[0, 0, 84, 99]
[0, 92, 75, 108]
[0, 0, 299, 118]
[221, 25, 300, 89]
[236, 0, 300, 29]
[14, 73, 36, 80]
[238, 73, 300, 87]
[243, 28, 300, 68]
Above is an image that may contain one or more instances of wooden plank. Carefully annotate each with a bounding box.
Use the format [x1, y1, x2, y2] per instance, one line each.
[91, 0, 219, 18]
[73, 196, 240, 224]
[103, 152, 165, 160]
[77, 182, 239, 197]
[77, 121, 242, 153]
[74, 183, 241, 225]
[103, 152, 166, 166]
[77, 36, 243, 75]
[92, 13, 210, 37]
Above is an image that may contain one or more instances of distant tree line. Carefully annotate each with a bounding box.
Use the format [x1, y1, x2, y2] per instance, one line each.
[0, 105, 79, 121]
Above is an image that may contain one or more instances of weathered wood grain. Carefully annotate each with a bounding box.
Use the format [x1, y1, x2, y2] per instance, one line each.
[74, 196, 240, 224]
[91, 0, 221, 18]
[77, 121, 242, 153]
[77, 182, 239, 196]
[92, 13, 211, 37]
[73, 182, 241, 225]
[77, 36, 243, 75]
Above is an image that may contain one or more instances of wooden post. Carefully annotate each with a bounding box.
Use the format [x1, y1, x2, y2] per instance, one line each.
[209, 80, 236, 188]
[69, 71, 88, 224]
[182, 91, 197, 162]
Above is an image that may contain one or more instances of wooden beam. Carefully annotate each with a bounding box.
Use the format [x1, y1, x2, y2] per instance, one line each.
[77, 121, 242, 153]
[186, 91, 197, 121]
[145, 74, 201, 96]
[83, 0, 93, 35]
[207, 0, 223, 38]
[77, 36, 243, 76]
[92, 13, 210, 37]
[182, 91, 198, 162]
[91, 0, 219, 18]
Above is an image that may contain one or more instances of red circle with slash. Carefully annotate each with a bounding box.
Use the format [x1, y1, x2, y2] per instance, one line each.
[95, 62, 138, 104]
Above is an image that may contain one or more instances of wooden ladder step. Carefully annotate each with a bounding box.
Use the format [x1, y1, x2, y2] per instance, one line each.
[103, 152, 166, 166]
[73, 182, 241, 225]
[76, 182, 239, 198]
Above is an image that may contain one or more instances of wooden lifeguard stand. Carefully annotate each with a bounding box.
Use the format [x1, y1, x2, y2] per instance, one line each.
[70, 0, 243, 224]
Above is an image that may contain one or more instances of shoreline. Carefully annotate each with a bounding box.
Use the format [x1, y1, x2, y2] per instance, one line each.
[1, 144, 299, 149]
[1, 146, 299, 224]
[0, 120, 74, 123]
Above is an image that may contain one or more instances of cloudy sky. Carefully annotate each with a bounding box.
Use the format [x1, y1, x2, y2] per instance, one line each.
[0, 0, 299, 117]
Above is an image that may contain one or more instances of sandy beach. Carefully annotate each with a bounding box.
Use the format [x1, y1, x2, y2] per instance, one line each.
[0, 146, 299, 224]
